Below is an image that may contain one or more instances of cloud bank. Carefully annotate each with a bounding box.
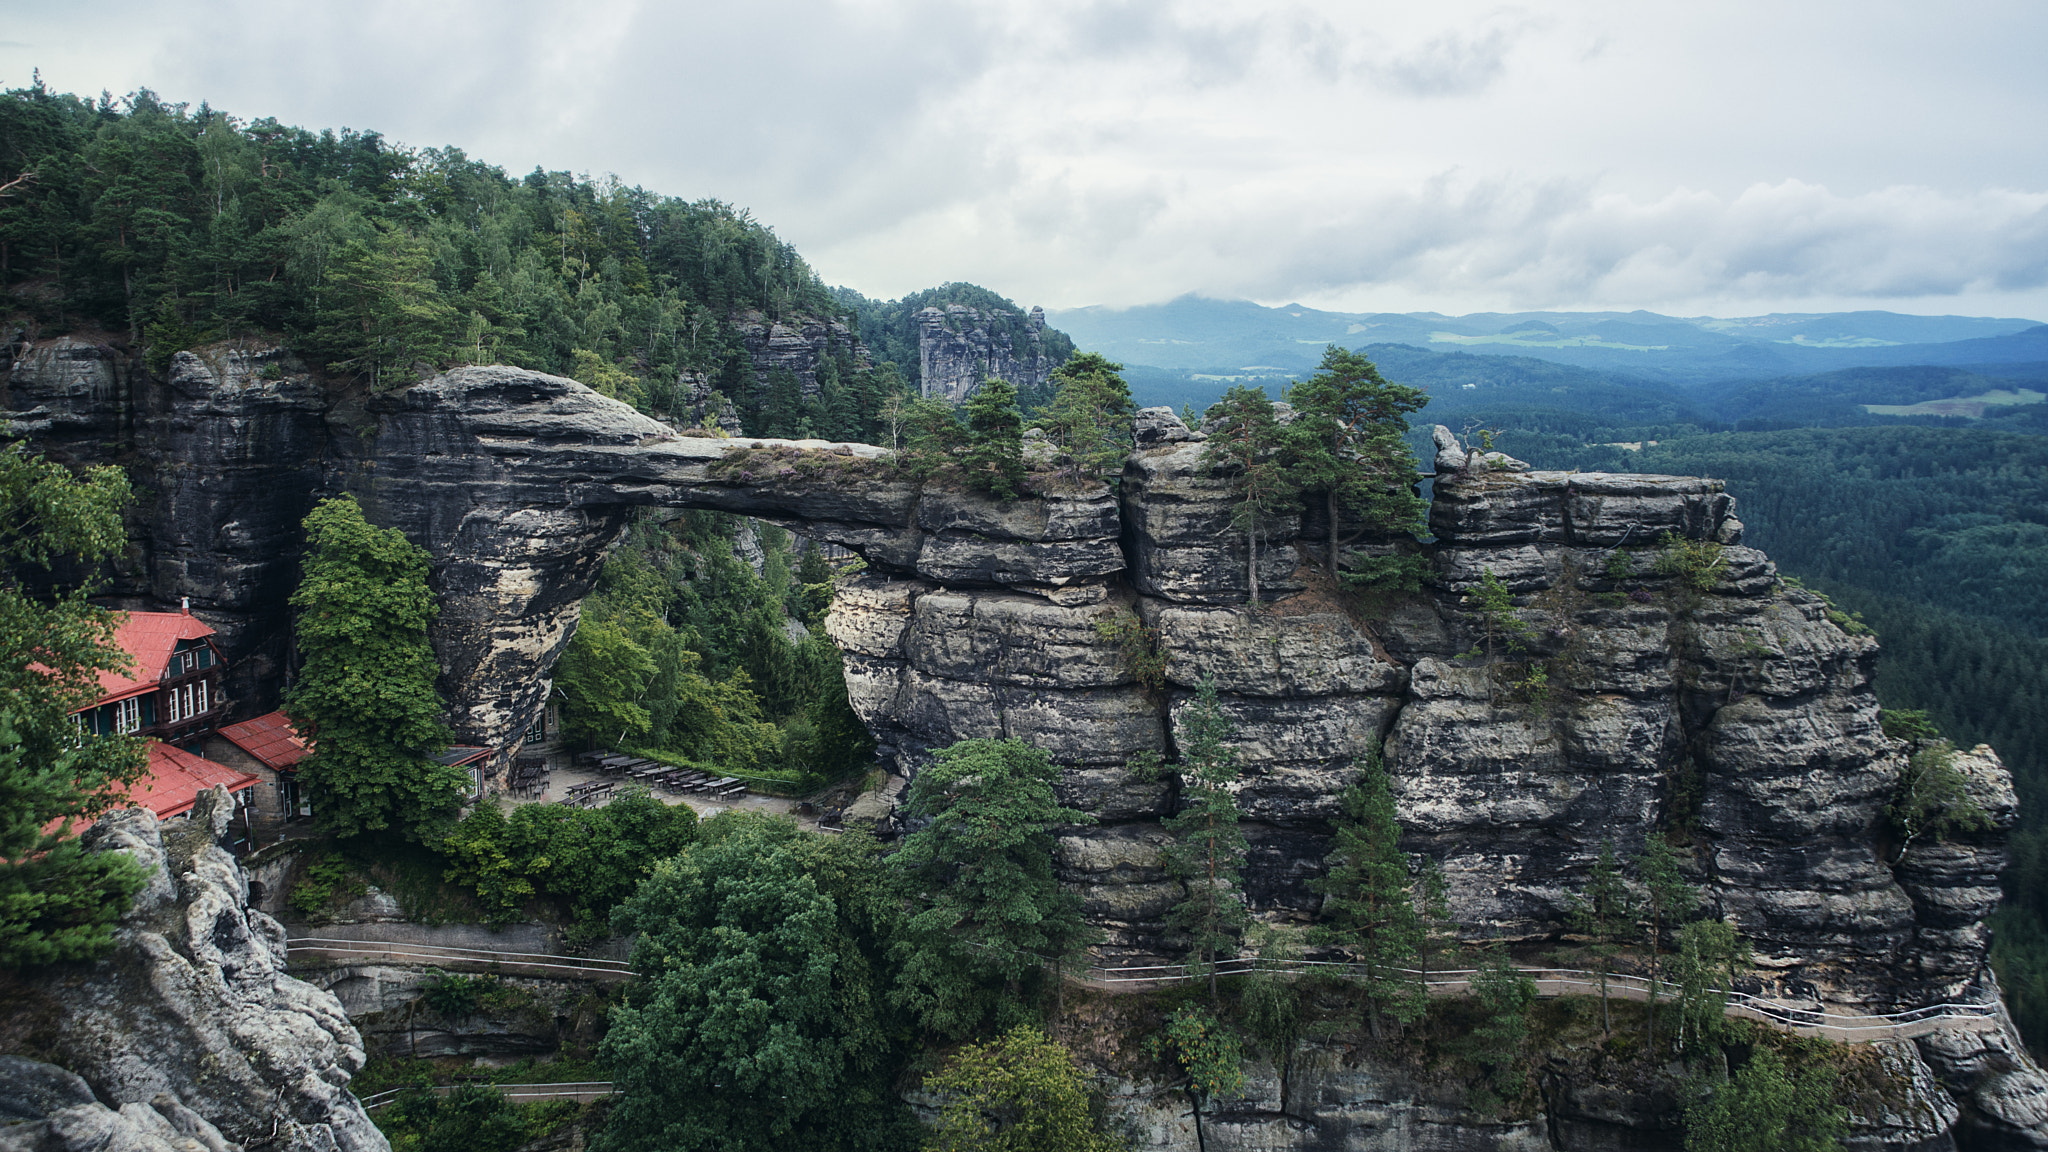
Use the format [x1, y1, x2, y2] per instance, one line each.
[4, 0, 2044, 316]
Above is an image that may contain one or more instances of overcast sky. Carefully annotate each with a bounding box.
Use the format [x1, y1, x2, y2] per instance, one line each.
[6, 0, 2045, 318]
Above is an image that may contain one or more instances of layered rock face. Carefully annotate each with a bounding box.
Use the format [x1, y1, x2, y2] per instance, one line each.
[9, 351, 2041, 1142]
[2, 790, 385, 1152]
[916, 303, 1055, 402]
[733, 313, 865, 395]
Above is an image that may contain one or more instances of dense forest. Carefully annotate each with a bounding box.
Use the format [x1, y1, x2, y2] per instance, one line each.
[0, 80, 916, 440]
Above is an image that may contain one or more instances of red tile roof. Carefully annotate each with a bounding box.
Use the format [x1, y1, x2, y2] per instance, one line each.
[217, 710, 310, 771]
[94, 611, 218, 705]
[122, 742, 260, 820]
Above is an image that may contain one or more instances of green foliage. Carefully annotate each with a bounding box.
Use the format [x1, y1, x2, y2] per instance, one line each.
[1284, 346, 1431, 592]
[1240, 926, 1305, 1064]
[922, 1026, 1123, 1152]
[1566, 840, 1636, 1035]
[441, 791, 697, 937]
[1148, 1005, 1245, 1103]
[1878, 708, 1942, 742]
[1637, 834, 1699, 1049]
[599, 812, 918, 1152]
[1655, 532, 1728, 594]
[1683, 1043, 1846, 1152]
[0, 81, 903, 435]
[1162, 680, 1249, 999]
[420, 970, 488, 1018]
[1313, 754, 1424, 1031]
[555, 515, 872, 789]
[554, 617, 658, 746]
[1201, 385, 1299, 603]
[1457, 568, 1532, 662]
[0, 444, 150, 967]
[888, 738, 1098, 1039]
[284, 495, 464, 842]
[896, 396, 967, 480]
[288, 850, 368, 917]
[1603, 550, 1635, 581]
[379, 1082, 577, 1152]
[1887, 740, 1991, 862]
[1669, 919, 1751, 1054]
[1034, 353, 1136, 483]
[1093, 610, 1166, 692]
[1466, 949, 1539, 1094]
[961, 379, 1027, 500]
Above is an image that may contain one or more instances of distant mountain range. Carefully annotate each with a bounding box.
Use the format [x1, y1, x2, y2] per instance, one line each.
[1046, 296, 2048, 385]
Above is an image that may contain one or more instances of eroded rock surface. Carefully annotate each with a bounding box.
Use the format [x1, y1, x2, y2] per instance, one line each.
[5, 790, 384, 1152]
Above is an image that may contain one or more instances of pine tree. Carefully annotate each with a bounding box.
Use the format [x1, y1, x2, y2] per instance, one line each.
[1638, 834, 1699, 1050]
[1415, 857, 1455, 998]
[1284, 345, 1430, 591]
[1314, 752, 1424, 1035]
[1200, 385, 1298, 604]
[888, 738, 1098, 1037]
[1567, 839, 1636, 1035]
[284, 495, 466, 842]
[1034, 353, 1135, 483]
[1163, 678, 1249, 1003]
[0, 445, 149, 967]
[962, 378, 1026, 499]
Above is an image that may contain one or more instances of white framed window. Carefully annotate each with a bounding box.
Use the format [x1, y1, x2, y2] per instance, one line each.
[116, 697, 141, 734]
[195, 679, 208, 715]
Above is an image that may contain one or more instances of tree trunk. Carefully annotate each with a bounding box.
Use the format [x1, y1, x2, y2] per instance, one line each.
[1246, 522, 1259, 604]
[1328, 488, 1342, 574]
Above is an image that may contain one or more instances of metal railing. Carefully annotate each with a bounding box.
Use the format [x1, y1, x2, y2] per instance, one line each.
[1074, 957, 2000, 1040]
[286, 937, 631, 979]
[355, 1082, 614, 1111]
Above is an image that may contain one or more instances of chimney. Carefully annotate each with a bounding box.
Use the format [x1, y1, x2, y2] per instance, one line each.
[181, 597, 190, 615]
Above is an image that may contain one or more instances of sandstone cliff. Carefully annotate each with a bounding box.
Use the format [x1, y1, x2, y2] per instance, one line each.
[0, 789, 385, 1152]
[8, 347, 2045, 1146]
[917, 303, 1056, 402]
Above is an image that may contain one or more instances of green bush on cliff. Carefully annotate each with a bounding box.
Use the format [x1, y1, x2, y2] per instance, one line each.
[440, 791, 696, 937]
[922, 1026, 1122, 1152]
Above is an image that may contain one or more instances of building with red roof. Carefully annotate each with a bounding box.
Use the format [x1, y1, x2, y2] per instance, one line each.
[206, 710, 313, 839]
[124, 743, 261, 821]
[73, 605, 228, 752]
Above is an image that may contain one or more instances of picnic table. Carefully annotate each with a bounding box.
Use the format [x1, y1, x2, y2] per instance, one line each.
[630, 765, 667, 779]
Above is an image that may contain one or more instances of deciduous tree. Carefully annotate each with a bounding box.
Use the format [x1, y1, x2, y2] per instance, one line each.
[923, 1026, 1121, 1152]
[283, 495, 466, 842]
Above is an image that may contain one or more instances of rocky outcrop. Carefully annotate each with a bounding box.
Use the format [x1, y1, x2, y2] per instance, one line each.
[0, 1055, 243, 1152]
[8, 342, 2039, 1141]
[916, 303, 1055, 402]
[3, 789, 384, 1152]
[733, 313, 865, 396]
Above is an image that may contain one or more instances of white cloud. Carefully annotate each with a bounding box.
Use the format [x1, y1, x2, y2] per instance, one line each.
[3, 0, 2045, 316]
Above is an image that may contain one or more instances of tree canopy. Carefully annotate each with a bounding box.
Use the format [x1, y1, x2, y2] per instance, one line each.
[600, 812, 918, 1152]
[888, 738, 1097, 1037]
[283, 494, 466, 842]
[0, 443, 148, 967]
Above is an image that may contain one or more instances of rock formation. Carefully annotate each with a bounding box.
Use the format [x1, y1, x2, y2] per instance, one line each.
[916, 303, 1055, 402]
[733, 313, 865, 396]
[1, 789, 385, 1152]
[8, 346, 2046, 1145]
